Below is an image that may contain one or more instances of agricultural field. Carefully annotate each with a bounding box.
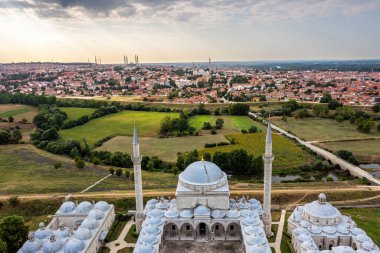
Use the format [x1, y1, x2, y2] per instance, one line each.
[0, 104, 38, 122]
[60, 111, 179, 147]
[97, 135, 229, 162]
[271, 117, 380, 142]
[189, 115, 264, 133]
[317, 139, 380, 163]
[199, 132, 311, 171]
[59, 107, 96, 121]
[0, 144, 178, 195]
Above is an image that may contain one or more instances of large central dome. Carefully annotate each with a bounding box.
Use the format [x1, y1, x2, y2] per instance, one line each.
[181, 161, 224, 184]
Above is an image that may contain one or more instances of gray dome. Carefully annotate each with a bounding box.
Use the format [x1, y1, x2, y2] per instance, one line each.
[303, 200, 340, 219]
[246, 234, 267, 246]
[57, 201, 76, 214]
[148, 209, 164, 218]
[351, 227, 365, 235]
[74, 227, 92, 240]
[211, 209, 226, 219]
[141, 234, 159, 245]
[247, 245, 271, 253]
[164, 209, 179, 219]
[35, 223, 53, 240]
[180, 209, 193, 218]
[143, 226, 161, 235]
[194, 205, 210, 216]
[42, 238, 63, 253]
[20, 239, 42, 253]
[298, 234, 312, 242]
[181, 161, 224, 184]
[241, 210, 258, 218]
[63, 239, 84, 253]
[322, 226, 336, 234]
[94, 201, 110, 212]
[244, 226, 264, 236]
[356, 234, 372, 242]
[294, 227, 308, 235]
[310, 225, 322, 234]
[226, 210, 240, 219]
[242, 217, 261, 226]
[88, 209, 105, 220]
[135, 244, 156, 253]
[74, 201, 93, 214]
[146, 217, 163, 226]
[80, 217, 98, 230]
[54, 227, 71, 239]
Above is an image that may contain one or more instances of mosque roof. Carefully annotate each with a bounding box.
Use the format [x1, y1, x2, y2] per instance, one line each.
[180, 161, 225, 185]
[303, 194, 341, 219]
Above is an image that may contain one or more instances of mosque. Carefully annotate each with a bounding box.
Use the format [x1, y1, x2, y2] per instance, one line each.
[132, 123, 275, 253]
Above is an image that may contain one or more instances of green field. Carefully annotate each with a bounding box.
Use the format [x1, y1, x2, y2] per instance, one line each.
[341, 208, 380, 245]
[97, 135, 229, 162]
[60, 111, 179, 147]
[0, 144, 178, 195]
[60, 107, 96, 121]
[189, 115, 264, 132]
[199, 132, 311, 171]
[271, 117, 380, 142]
[0, 104, 38, 122]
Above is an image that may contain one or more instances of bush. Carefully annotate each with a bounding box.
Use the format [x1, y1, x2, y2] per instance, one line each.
[125, 170, 130, 178]
[326, 176, 334, 182]
[8, 196, 20, 207]
[109, 168, 115, 175]
[53, 162, 62, 169]
[115, 168, 122, 176]
[75, 157, 85, 168]
[217, 142, 230, 146]
[211, 129, 217, 135]
[241, 129, 248, 133]
[202, 122, 213, 130]
[248, 126, 258, 133]
[204, 143, 217, 148]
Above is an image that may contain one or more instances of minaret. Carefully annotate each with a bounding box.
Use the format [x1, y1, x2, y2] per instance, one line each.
[263, 121, 274, 237]
[132, 125, 144, 233]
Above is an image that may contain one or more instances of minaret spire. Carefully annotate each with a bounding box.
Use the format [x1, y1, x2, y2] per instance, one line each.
[132, 124, 144, 232]
[263, 120, 274, 237]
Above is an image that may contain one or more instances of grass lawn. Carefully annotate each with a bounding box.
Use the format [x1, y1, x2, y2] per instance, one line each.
[189, 115, 264, 132]
[0, 144, 178, 194]
[0, 104, 38, 122]
[199, 132, 311, 171]
[59, 107, 96, 121]
[60, 111, 179, 147]
[280, 232, 293, 253]
[271, 117, 380, 142]
[106, 219, 128, 242]
[117, 248, 134, 253]
[97, 135, 228, 162]
[340, 208, 380, 245]
[124, 224, 138, 243]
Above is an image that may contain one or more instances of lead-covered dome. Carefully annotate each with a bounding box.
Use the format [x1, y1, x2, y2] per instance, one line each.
[181, 161, 224, 184]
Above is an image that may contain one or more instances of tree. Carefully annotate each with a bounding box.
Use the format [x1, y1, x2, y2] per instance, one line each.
[125, 170, 130, 179]
[109, 168, 115, 175]
[115, 168, 122, 176]
[248, 126, 258, 133]
[372, 103, 380, 113]
[53, 162, 62, 170]
[40, 128, 59, 141]
[0, 239, 6, 253]
[8, 196, 20, 207]
[335, 150, 359, 165]
[147, 160, 155, 171]
[328, 100, 343, 110]
[313, 104, 329, 117]
[0, 131, 10, 144]
[8, 116, 14, 123]
[202, 122, 212, 130]
[229, 103, 249, 115]
[75, 157, 85, 169]
[320, 93, 332, 103]
[92, 157, 101, 166]
[215, 118, 224, 129]
[172, 166, 179, 176]
[70, 147, 81, 158]
[0, 215, 29, 253]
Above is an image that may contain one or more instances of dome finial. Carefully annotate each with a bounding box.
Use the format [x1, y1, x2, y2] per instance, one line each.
[318, 193, 326, 204]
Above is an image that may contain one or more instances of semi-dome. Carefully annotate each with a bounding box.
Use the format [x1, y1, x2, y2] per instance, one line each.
[74, 201, 93, 214]
[322, 226, 336, 234]
[42, 237, 63, 253]
[34, 223, 53, 240]
[94, 201, 110, 212]
[88, 209, 105, 220]
[80, 217, 98, 230]
[20, 237, 42, 253]
[310, 225, 322, 234]
[57, 201, 76, 214]
[337, 225, 349, 234]
[180, 161, 225, 184]
[73, 227, 92, 240]
[63, 239, 84, 253]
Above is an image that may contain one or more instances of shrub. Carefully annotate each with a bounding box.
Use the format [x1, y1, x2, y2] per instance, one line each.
[8, 196, 20, 207]
[115, 168, 122, 176]
[125, 170, 130, 178]
[248, 126, 258, 133]
[204, 143, 217, 148]
[75, 157, 85, 168]
[211, 129, 217, 135]
[109, 168, 115, 174]
[326, 176, 334, 182]
[53, 162, 62, 169]
[217, 142, 230, 146]
[241, 129, 248, 133]
[202, 122, 213, 130]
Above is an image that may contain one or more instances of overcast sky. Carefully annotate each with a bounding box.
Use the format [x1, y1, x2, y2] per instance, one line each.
[0, 0, 379, 63]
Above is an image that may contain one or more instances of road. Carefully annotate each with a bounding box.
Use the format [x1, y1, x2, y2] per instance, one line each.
[248, 112, 380, 186]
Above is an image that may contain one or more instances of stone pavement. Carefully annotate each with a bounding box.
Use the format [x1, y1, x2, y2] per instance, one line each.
[269, 209, 286, 253]
[105, 220, 136, 253]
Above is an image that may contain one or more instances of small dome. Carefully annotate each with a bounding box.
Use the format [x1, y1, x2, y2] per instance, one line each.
[20, 238, 42, 253]
[356, 234, 372, 243]
[309, 225, 321, 234]
[141, 234, 159, 245]
[331, 246, 356, 253]
[241, 210, 258, 218]
[246, 234, 267, 246]
[211, 209, 226, 219]
[146, 217, 163, 226]
[297, 234, 312, 242]
[292, 213, 302, 222]
[75, 201, 93, 214]
[148, 209, 164, 218]
[180, 209, 193, 218]
[57, 201, 76, 214]
[147, 199, 158, 205]
[88, 209, 105, 220]
[135, 244, 156, 253]
[337, 225, 349, 234]
[143, 226, 161, 235]
[63, 239, 84, 253]
[351, 227, 365, 235]
[322, 226, 336, 234]
[237, 197, 251, 209]
[74, 227, 92, 240]
[244, 226, 264, 236]
[294, 227, 308, 235]
[80, 217, 98, 230]
[35, 223, 53, 240]
[242, 217, 261, 226]
[42, 237, 63, 253]
[247, 245, 271, 253]
[164, 209, 179, 219]
[54, 226, 70, 239]
[194, 205, 210, 216]
[301, 241, 315, 250]
[362, 241, 376, 251]
[226, 210, 240, 219]
[155, 198, 169, 210]
[180, 161, 224, 184]
[94, 201, 110, 212]
[300, 220, 311, 228]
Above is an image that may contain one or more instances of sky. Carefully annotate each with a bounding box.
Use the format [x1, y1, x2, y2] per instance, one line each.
[0, 0, 380, 64]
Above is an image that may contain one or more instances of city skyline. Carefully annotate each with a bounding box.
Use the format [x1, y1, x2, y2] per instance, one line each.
[1, 0, 380, 63]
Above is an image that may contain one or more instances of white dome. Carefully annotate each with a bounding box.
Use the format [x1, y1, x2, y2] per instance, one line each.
[211, 209, 226, 219]
[322, 226, 336, 234]
[88, 209, 105, 220]
[242, 217, 261, 226]
[164, 209, 179, 219]
[57, 201, 76, 214]
[351, 227, 365, 235]
[226, 210, 241, 218]
[194, 205, 210, 216]
[294, 227, 308, 235]
[141, 234, 159, 245]
[94, 201, 110, 212]
[302, 241, 315, 250]
[74, 201, 93, 214]
[20, 239, 42, 253]
[143, 226, 161, 235]
[54, 226, 70, 239]
[74, 227, 92, 240]
[146, 217, 163, 226]
[148, 209, 164, 218]
[147, 199, 158, 205]
[247, 245, 271, 253]
[135, 244, 156, 253]
[180, 209, 193, 218]
[310, 225, 322, 234]
[180, 161, 224, 184]
[244, 226, 264, 236]
[42, 238, 63, 253]
[246, 234, 267, 246]
[298, 234, 312, 242]
[362, 241, 376, 251]
[241, 210, 258, 218]
[356, 234, 372, 243]
[63, 239, 84, 253]
[303, 200, 340, 219]
[337, 225, 349, 234]
[80, 217, 98, 230]
[35, 223, 53, 240]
